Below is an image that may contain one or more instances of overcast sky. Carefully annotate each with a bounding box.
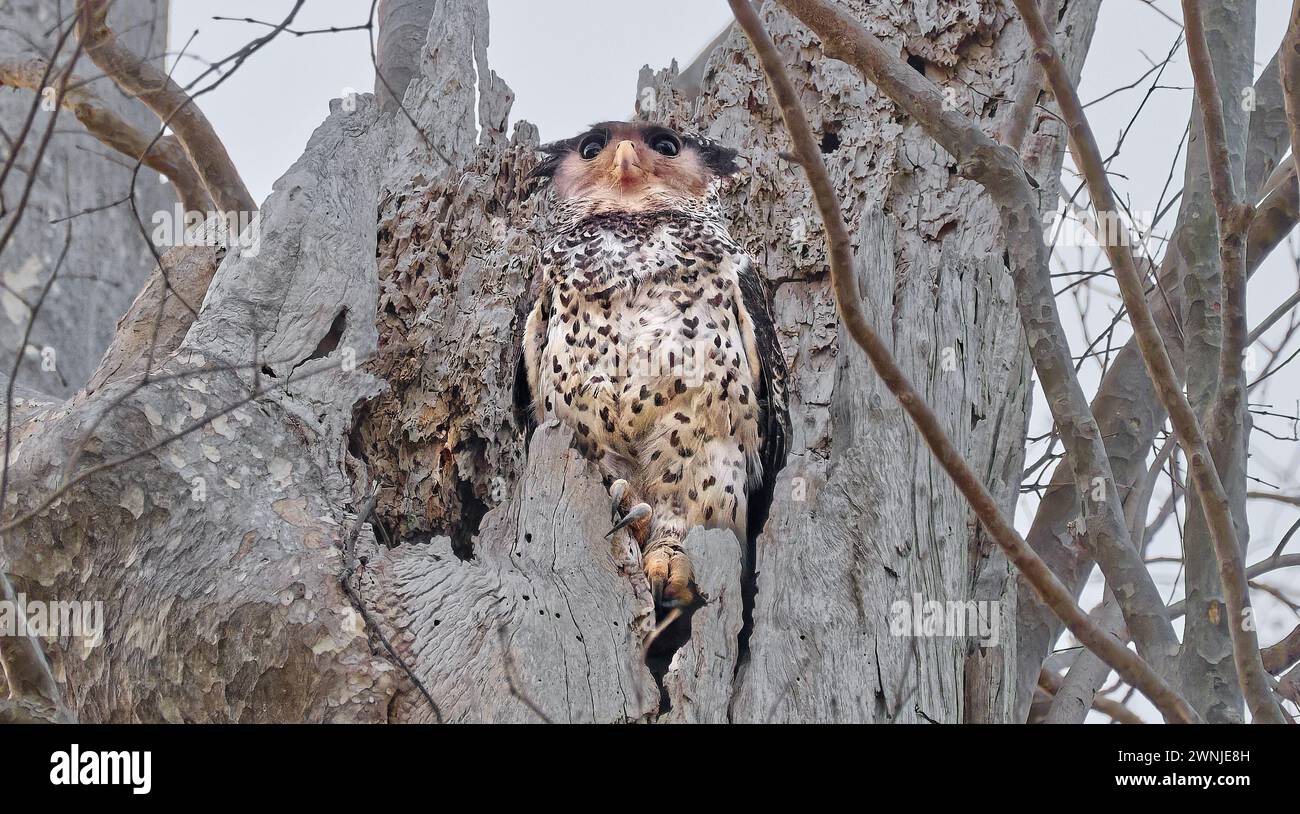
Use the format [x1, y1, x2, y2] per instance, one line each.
[164, 1, 1300, 720]
[167, 1, 733, 202]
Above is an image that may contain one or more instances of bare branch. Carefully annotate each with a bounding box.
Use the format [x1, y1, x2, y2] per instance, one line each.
[733, 0, 1196, 724]
[1263, 624, 1300, 675]
[1168, 554, 1300, 619]
[1010, 0, 1285, 722]
[74, 0, 256, 215]
[1038, 667, 1144, 724]
[1248, 490, 1300, 508]
[0, 57, 210, 211]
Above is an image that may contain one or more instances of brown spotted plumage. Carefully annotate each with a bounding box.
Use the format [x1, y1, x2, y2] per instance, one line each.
[523, 122, 788, 607]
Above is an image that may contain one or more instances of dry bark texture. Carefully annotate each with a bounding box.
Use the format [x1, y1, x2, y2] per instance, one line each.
[1, 0, 1091, 722]
[358, 0, 1075, 723]
[0, 0, 171, 397]
[2, 95, 397, 721]
[375, 0, 439, 113]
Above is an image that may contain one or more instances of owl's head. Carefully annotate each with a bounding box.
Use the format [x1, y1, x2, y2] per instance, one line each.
[532, 122, 739, 212]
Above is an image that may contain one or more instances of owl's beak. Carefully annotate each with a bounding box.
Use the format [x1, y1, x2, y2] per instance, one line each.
[611, 140, 644, 185]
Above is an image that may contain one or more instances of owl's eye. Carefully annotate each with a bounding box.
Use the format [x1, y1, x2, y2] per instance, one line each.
[651, 134, 680, 157]
[578, 134, 606, 160]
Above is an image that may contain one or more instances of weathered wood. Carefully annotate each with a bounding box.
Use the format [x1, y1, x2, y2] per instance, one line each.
[365, 423, 659, 723]
[375, 0, 439, 113]
[661, 528, 744, 723]
[1, 96, 395, 722]
[83, 246, 218, 397]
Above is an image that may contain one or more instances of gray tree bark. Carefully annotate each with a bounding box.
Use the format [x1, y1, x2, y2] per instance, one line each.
[0, 0, 171, 398]
[1, 0, 1092, 722]
[1176, 0, 1254, 724]
[375, 0, 438, 113]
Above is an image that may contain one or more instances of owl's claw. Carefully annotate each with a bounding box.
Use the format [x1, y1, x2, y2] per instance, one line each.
[605, 501, 651, 538]
[644, 545, 697, 609]
[608, 478, 629, 523]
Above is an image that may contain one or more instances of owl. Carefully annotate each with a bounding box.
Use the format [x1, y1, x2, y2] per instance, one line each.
[522, 121, 788, 609]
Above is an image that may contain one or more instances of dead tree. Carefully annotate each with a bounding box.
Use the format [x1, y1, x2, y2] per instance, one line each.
[1, 0, 1295, 723]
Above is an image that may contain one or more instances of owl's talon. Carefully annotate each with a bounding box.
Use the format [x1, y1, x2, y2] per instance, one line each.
[606, 501, 650, 538]
[644, 545, 696, 609]
[608, 478, 629, 523]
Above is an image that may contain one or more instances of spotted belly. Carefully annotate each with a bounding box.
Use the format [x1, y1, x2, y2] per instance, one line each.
[539, 284, 760, 532]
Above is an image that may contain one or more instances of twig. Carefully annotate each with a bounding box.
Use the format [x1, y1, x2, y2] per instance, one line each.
[734, 0, 1196, 724]
[1167, 554, 1300, 619]
[1014, 0, 1284, 723]
[75, 0, 256, 215]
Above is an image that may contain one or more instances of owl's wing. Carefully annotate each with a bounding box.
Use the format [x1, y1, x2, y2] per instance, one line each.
[734, 255, 790, 499]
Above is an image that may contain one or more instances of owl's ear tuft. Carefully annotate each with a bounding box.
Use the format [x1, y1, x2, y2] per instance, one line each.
[683, 134, 741, 177]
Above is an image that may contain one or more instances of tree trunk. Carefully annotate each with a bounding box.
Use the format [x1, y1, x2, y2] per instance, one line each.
[1, 0, 1093, 722]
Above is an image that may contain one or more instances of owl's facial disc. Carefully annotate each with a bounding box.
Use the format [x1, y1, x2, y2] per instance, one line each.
[550, 123, 717, 211]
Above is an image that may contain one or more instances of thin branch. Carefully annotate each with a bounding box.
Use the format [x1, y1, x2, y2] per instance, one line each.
[734, 0, 1196, 724]
[1039, 667, 1144, 724]
[1262, 624, 1300, 674]
[1013, 0, 1284, 723]
[0, 57, 209, 211]
[1248, 490, 1300, 508]
[75, 0, 256, 215]
[1168, 554, 1300, 619]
